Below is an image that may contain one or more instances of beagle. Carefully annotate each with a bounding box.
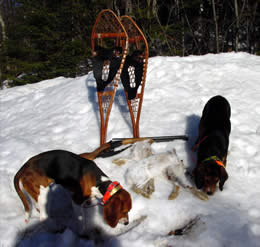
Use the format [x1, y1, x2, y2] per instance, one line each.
[193, 95, 231, 195]
[14, 150, 132, 228]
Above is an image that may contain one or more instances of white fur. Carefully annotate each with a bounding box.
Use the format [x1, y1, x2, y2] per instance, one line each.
[91, 186, 103, 200]
[19, 181, 31, 222]
[38, 185, 50, 221]
[25, 212, 29, 223]
[119, 217, 129, 225]
[101, 176, 109, 182]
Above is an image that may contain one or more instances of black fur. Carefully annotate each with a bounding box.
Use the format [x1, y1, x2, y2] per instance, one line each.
[194, 95, 231, 194]
[33, 150, 109, 203]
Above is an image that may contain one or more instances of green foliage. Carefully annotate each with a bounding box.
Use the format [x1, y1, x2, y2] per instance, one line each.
[1, 0, 259, 87]
[4, 0, 92, 86]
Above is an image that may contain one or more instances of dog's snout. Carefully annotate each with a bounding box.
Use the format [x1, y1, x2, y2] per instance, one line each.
[207, 191, 213, 196]
[119, 217, 129, 225]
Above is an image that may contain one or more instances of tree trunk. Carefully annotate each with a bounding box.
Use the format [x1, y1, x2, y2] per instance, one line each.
[234, 0, 239, 52]
[180, 0, 200, 55]
[252, 2, 258, 54]
[0, 7, 7, 89]
[146, 0, 151, 18]
[0, 9, 6, 45]
[152, 0, 157, 16]
[113, 0, 121, 17]
[182, 16, 185, 56]
[125, 0, 133, 15]
[211, 0, 219, 53]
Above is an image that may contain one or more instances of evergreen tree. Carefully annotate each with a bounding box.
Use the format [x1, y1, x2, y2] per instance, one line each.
[5, 0, 92, 86]
[0, 0, 259, 88]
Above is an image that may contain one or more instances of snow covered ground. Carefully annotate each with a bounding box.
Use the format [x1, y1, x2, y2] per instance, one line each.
[1, 52, 260, 247]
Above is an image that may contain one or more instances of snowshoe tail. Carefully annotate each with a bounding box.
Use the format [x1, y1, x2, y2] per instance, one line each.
[91, 9, 129, 144]
[120, 15, 149, 138]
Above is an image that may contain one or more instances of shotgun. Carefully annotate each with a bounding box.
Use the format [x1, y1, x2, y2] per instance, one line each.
[80, 135, 188, 159]
[99, 135, 188, 158]
[111, 135, 188, 144]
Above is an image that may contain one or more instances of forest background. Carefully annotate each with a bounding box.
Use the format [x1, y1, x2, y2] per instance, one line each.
[0, 0, 259, 88]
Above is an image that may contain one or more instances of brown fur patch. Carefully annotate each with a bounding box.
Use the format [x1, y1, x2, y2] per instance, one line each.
[80, 173, 96, 197]
[21, 168, 53, 202]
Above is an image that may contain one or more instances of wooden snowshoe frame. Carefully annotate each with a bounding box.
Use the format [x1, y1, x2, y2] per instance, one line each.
[91, 9, 129, 145]
[120, 15, 149, 138]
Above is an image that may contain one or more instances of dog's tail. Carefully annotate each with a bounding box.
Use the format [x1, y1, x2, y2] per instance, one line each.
[14, 162, 30, 222]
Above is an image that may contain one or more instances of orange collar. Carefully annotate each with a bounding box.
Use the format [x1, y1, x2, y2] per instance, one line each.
[202, 156, 225, 168]
[102, 181, 122, 205]
[215, 159, 225, 168]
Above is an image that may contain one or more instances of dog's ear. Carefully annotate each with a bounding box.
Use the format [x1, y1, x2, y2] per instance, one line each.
[104, 197, 121, 228]
[219, 167, 228, 191]
[193, 166, 204, 189]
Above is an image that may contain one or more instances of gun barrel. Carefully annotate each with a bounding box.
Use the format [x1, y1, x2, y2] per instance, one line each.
[112, 135, 188, 144]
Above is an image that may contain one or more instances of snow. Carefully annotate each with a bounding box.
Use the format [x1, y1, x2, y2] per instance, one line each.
[1, 52, 260, 246]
